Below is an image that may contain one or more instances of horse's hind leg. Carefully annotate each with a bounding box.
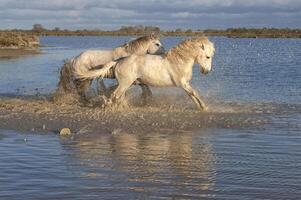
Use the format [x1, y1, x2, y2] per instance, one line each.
[97, 78, 108, 96]
[110, 83, 131, 104]
[181, 82, 207, 111]
[140, 84, 152, 104]
[110, 76, 135, 104]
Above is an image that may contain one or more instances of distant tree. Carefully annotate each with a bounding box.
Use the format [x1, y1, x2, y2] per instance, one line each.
[153, 27, 160, 33]
[175, 28, 182, 32]
[119, 26, 135, 33]
[53, 27, 60, 31]
[144, 26, 160, 33]
[32, 24, 45, 32]
[185, 29, 193, 33]
[135, 25, 144, 32]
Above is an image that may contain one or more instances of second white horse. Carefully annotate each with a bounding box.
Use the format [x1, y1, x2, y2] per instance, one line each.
[57, 35, 164, 100]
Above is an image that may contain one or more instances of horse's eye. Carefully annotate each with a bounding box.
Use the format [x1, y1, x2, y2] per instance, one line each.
[155, 43, 160, 46]
[206, 56, 210, 59]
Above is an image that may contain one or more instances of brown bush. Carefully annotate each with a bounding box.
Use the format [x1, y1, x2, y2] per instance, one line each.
[0, 32, 39, 48]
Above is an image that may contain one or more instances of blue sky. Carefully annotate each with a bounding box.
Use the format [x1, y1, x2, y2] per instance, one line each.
[0, 0, 300, 30]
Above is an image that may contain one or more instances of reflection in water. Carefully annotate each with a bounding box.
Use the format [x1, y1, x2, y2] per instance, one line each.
[1, 128, 301, 199]
[68, 130, 216, 197]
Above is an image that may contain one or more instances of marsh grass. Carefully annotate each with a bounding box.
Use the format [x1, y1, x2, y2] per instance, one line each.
[0, 32, 39, 48]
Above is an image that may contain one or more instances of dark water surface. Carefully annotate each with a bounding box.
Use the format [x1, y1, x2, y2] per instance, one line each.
[0, 36, 301, 199]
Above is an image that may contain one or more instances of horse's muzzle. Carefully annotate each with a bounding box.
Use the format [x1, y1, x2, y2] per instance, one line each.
[201, 68, 210, 75]
[157, 46, 165, 54]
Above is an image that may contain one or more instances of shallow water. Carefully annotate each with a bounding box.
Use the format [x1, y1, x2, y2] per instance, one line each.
[0, 36, 301, 199]
[1, 128, 300, 199]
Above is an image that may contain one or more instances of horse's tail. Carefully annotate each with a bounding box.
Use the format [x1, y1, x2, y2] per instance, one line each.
[56, 59, 75, 93]
[75, 61, 116, 80]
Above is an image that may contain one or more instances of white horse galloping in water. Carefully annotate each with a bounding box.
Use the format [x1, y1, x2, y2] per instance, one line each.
[56, 35, 164, 100]
[78, 37, 215, 110]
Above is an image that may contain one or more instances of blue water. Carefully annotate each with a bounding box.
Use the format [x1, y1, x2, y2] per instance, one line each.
[0, 36, 301, 199]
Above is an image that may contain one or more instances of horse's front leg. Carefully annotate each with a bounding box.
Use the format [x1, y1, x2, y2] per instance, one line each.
[181, 82, 208, 111]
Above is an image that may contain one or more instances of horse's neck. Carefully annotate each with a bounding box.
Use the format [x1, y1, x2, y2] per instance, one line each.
[112, 47, 128, 60]
[166, 49, 195, 68]
[120, 44, 148, 57]
[133, 46, 148, 55]
[166, 54, 195, 82]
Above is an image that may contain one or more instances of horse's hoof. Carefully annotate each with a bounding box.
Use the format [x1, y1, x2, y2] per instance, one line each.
[199, 105, 208, 111]
[202, 106, 209, 111]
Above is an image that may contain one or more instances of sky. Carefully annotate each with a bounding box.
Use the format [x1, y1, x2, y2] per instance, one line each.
[0, 0, 300, 30]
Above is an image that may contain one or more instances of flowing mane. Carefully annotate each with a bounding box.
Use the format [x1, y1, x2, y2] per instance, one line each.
[121, 35, 159, 54]
[165, 37, 215, 64]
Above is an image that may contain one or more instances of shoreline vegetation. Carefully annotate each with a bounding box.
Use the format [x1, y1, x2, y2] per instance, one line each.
[0, 31, 39, 48]
[1, 25, 301, 39]
[0, 31, 40, 57]
[0, 25, 300, 56]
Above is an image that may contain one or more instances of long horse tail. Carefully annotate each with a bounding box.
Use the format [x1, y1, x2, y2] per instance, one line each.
[75, 61, 117, 80]
[56, 59, 75, 94]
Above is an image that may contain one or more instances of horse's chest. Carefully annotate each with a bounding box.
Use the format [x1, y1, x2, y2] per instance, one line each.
[171, 67, 193, 85]
[184, 70, 193, 80]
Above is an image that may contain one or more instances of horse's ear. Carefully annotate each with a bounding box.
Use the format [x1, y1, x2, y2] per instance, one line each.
[150, 32, 155, 39]
[149, 32, 160, 40]
[201, 44, 205, 50]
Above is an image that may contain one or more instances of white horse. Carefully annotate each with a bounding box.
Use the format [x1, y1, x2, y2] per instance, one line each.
[77, 37, 215, 110]
[56, 35, 164, 100]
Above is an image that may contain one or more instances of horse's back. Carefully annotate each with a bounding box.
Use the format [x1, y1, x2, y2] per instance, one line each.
[74, 50, 112, 62]
[72, 50, 113, 71]
[115, 54, 172, 87]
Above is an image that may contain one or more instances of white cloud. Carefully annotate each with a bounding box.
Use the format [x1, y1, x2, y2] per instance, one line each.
[0, 0, 300, 29]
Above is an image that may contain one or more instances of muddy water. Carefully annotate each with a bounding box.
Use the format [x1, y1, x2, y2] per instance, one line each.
[0, 36, 301, 199]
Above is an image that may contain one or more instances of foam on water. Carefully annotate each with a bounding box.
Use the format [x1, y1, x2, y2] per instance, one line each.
[1, 91, 297, 135]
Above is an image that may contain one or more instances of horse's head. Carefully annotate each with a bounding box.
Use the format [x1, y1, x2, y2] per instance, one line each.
[146, 35, 165, 55]
[124, 34, 164, 55]
[195, 39, 215, 75]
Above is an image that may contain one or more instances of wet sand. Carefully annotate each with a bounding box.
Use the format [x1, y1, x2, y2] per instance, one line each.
[0, 93, 267, 135]
[0, 48, 41, 58]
